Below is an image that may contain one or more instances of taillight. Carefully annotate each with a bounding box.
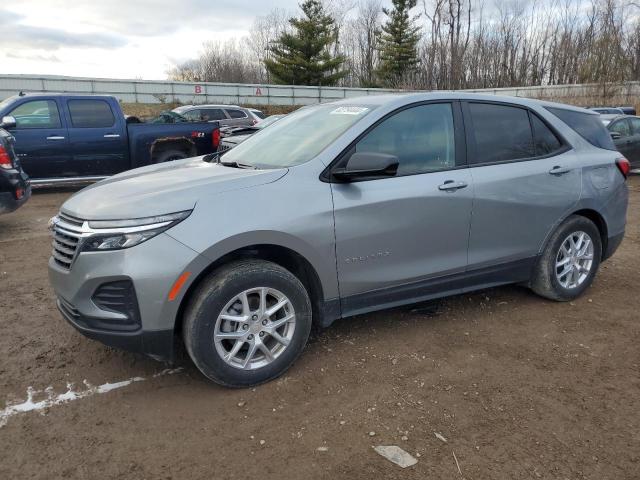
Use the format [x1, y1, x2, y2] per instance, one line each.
[212, 128, 220, 150]
[15, 187, 25, 200]
[0, 145, 12, 169]
[251, 119, 258, 125]
[616, 157, 630, 179]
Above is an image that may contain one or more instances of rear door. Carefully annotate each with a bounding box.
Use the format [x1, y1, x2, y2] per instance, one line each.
[65, 99, 128, 176]
[5, 98, 70, 179]
[331, 102, 473, 313]
[200, 108, 228, 126]
[463, 101, 581, 271]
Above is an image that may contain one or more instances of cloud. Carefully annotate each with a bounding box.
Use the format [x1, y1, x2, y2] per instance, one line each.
[0, 9, 128, 50]
[5, 52, 61, 63]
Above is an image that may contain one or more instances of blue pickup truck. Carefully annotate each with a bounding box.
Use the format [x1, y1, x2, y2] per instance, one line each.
[0, 93, 221, 185]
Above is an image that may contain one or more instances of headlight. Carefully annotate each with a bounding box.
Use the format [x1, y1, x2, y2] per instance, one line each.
[82, 210, 191, 252]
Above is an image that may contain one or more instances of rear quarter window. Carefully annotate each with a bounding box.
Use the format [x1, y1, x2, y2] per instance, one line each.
[546, 107, 616, 150]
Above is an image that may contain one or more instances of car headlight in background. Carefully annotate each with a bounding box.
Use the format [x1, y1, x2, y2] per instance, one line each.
[82, 210, 191, 251]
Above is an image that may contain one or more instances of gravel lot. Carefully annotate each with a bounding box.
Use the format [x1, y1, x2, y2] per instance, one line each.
[1, 178, 639, 479]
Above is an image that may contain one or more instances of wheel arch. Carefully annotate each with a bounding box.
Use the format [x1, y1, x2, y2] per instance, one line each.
[173, 243, 331, 340]
[539, 207, 609, 259]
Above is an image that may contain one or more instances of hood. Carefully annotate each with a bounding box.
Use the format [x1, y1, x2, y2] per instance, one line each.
[61, 157, 287, 219]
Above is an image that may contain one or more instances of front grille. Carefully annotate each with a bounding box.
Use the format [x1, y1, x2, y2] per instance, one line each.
[51, 212, 85, 270]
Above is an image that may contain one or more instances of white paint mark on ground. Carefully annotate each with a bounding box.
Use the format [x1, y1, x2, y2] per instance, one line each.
[0, 368, 182, 428]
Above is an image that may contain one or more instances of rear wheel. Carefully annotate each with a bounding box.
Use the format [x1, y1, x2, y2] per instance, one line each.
[531, 215, 602, 301]
[182, 260, 312, 387]
[155, 149, 188, 163]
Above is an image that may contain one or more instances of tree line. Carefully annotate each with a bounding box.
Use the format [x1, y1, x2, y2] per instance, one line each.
[168, 0, 640, 91]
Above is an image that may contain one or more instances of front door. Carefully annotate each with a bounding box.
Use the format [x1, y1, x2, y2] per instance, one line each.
[462, 101, 582, 271]
[331, 102, 473, 315]
[6, 98, 70, 179]
[609, 118, 636, 164]
[624, 117, 640, 168]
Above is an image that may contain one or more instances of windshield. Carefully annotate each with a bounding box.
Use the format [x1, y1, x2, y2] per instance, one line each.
[256, 115, 283, 129]
[221, 104, 375, 169]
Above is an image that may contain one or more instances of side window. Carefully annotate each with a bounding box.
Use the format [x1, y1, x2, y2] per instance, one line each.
[627, 117, 640, 135]
[353, 103, 456, 176]
[202, 109, 226, 121]
[226, 109, 247, 119]
[531, 114, 563, 155]
[610, 120, 631, 137]
[468, 103, 534, 163]
[9, 100, 62, 129]
[182, 110, 201, 121]
[68, 100, 115, 128]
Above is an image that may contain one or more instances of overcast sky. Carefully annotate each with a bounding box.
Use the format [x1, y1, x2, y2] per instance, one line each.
[0, 0, 306, 79]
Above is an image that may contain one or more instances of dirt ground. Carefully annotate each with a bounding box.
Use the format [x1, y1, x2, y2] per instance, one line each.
[0, 178, 639, 480]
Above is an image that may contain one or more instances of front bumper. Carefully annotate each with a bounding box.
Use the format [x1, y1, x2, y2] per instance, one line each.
[48, 232, 207, 361]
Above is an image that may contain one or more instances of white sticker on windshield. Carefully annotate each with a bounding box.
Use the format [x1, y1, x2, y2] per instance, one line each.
[330, 106, 369, 115]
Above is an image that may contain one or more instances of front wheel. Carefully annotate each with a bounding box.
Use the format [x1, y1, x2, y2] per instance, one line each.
[531, 215, 602, 301]
[183, 260, 312, 387]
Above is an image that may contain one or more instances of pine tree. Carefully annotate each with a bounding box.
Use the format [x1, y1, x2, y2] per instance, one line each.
[376, 0, 421, 86]
[265, 0, 347, 86]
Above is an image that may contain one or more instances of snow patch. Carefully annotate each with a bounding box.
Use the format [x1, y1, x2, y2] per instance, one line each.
[0, 368, 182, 428]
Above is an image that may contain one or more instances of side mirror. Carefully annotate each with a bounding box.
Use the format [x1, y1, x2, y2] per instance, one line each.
[0, 115, 16, 129]
[333, 152, 399, 182]
[610, 132, 622, 140]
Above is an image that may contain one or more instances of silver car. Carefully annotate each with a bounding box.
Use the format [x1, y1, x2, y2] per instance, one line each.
[49, 93, 629, 387]
[172, 105, 262, 128]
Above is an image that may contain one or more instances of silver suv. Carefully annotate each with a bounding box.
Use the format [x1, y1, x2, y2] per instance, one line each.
[172, 105, 263, 127]
[49, 93, 629, 387]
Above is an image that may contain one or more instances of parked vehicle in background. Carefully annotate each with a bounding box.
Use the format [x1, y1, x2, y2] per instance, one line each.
[172, 105, 262, 128]
[48, 93, 629, 388]
[0, 117, 30, 214]
[248, 108, 266, 122]
[0, 93, 221, 185]
[149, 111, 189, 124]
[618, 106, 637, 116]
[219, 115, 285, 151]
[590, 107, 625, 115]
[603, 114, 640, 169]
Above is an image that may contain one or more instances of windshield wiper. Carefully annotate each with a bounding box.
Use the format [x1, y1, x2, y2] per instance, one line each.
[219, 160, 256, 169]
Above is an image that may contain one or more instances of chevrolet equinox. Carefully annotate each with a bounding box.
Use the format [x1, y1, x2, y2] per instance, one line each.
[48, 93, 629, 387]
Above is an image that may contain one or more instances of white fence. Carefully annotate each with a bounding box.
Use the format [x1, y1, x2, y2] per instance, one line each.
[1, 74, 638, 106]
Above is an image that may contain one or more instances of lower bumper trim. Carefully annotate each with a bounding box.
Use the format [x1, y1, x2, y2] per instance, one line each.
[56, 299, 175, 361]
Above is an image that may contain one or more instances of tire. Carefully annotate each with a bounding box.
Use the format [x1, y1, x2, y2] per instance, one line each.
[155, 149, 188, 163]
[183, 260, 312, 387]
[531, 215, 602, 301]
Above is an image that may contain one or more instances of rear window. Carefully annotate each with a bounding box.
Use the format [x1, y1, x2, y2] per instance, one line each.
[251, 110, 266, 119]
[546, 107, 616, 150]
[68, 100, 115, 128]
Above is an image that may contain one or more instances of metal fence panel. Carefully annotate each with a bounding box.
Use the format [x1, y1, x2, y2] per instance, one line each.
[1, 74, 639, 107]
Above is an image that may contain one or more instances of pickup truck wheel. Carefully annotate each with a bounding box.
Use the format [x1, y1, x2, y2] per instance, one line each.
[531, 215, 602, 301]
[182, 260, 312, 387]
[155, 149, 188, 163]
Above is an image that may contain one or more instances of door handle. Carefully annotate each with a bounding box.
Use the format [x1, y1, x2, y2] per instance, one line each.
[438, 180, 468, 191]
[46, 136, 65, 140]
[103, 134, 121, 138]
[549, 165, 572, 175]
